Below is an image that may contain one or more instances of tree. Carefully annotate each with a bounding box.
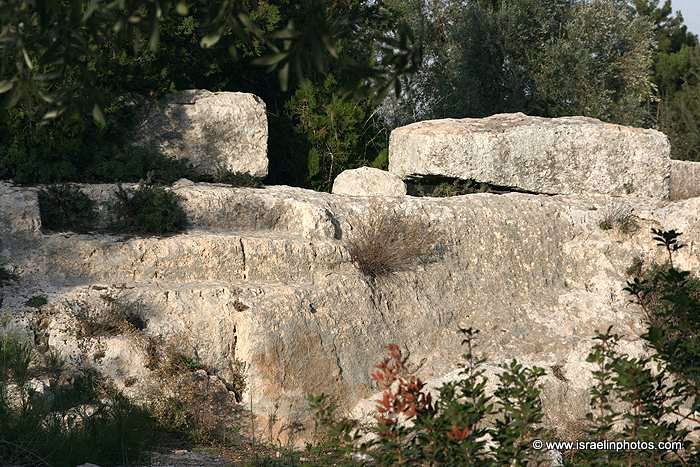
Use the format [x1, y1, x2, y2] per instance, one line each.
[381, 0, 655, 129]
[634, 0, 700, 161]
[0, 1, 420, 187]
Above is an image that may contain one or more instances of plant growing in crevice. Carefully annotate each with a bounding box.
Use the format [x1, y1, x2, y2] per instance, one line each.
[38, 184, 97, 233]
[598, 204, 638, 234]
[25, 295, 47, 308]
[210, 168, 263, 187]
[110, 184, 188, 235]
[347, 209, 439, 279]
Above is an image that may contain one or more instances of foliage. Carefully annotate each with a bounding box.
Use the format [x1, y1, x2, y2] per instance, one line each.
[579, 327, 698, 465]
[624, 229, 700, 388]
[110, 184, 188, 235]
[0, 334, 157, 466]
[25, 295, 47, 309]
[0, 0, 418, 118]
[38, 184, 96, 233]
[405, 176, 490, 197]
[146, 334, 246, 444]
[382, 0, 655, 128]
[347, 209, 437, 279]
[635, 0, 700, 161]
[305, 329, 547, 466]
[287, 76, 389, 191]
[210, 169, 263, 187]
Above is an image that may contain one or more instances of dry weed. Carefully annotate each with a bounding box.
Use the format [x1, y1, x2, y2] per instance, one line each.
[347, 208, 438, 278]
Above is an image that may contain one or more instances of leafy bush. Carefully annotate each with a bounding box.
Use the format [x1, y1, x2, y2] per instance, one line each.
[38, 184, 97, 233]
[304, 329, 547, 466]
[25, 295, 47, 308]
[576, 327, 698, 466]
[347, 209, 437, 278]
[111, 185, 188, 235]
[624, 229, 700, 387]
[287, 75, 389, 191]
[0, 334, 157, 466]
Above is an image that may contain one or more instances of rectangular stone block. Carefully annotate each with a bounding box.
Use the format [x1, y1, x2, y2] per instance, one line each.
[671, 160, 700, 200]
[389, 113, 671, 198]
[135, 90, 268, 178]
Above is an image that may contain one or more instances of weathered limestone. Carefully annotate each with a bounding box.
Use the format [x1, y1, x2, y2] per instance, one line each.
[332, 166, 407, 196]
[389, 113, 672, 198]
[135, 90, 268, 178]
[2, 182, 699, 443]
[671, 160, 700, 200]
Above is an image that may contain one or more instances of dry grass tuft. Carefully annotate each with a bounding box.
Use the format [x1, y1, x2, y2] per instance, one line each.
[598, 204, 639, 234]
[347, 208, 438, 278]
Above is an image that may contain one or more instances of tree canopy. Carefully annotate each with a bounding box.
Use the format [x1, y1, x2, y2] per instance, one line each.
[1, 0, 699, 189]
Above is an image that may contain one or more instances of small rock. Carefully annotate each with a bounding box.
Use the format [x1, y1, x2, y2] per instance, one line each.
[332, 166, 406, 196]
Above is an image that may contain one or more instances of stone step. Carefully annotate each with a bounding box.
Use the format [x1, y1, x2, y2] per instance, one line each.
[25, 229, 349, 285]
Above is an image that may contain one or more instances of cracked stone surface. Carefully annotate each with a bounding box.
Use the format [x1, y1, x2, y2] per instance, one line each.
[389, 113, 672, 198]
[1, 181, 699, 441]
[671, 160, 700, 200]
[134, 90, 268, 178]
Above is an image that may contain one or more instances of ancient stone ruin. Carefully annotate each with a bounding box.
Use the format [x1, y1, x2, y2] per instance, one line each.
[2, 90, 700, 445]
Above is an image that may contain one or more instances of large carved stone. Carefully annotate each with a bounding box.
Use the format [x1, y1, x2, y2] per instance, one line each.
[671, 160, 700, 200]
[389, 113, 671, 198]
[2, 182, 697, 443]
[135, 90, 268, 178]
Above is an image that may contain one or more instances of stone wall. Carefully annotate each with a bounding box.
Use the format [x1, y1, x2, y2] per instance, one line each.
[671, 159, 700, 200]
[2, 181, 699, 441]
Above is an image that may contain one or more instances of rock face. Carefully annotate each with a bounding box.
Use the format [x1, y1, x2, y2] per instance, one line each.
[671, 160, 700, 200]
[332, 167, 406, 196]
[389, 113, 672, 198]
[2, 181, 699, 443]
[135, 90, 268, 178]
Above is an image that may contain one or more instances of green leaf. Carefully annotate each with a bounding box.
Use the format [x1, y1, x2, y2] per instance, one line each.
[200, 32, 221, 48]
[43, 110, 60, 120]
[252, 53, 287, 67]
[148, 25, 160, 51]
[176, 2, 189, 15]
[92, 104, 106, 127]
[0, 80, 13, 94]
[22, 49, 33, 70]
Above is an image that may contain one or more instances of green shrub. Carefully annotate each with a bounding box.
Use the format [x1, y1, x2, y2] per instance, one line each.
[0, 334, 157, 466]
[25, 295, 47, 308]
[111, 185, 188, 235]
[305, 329, 547, 466]
[625, 229, 700, 387]
[38, 184, 97, 233]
